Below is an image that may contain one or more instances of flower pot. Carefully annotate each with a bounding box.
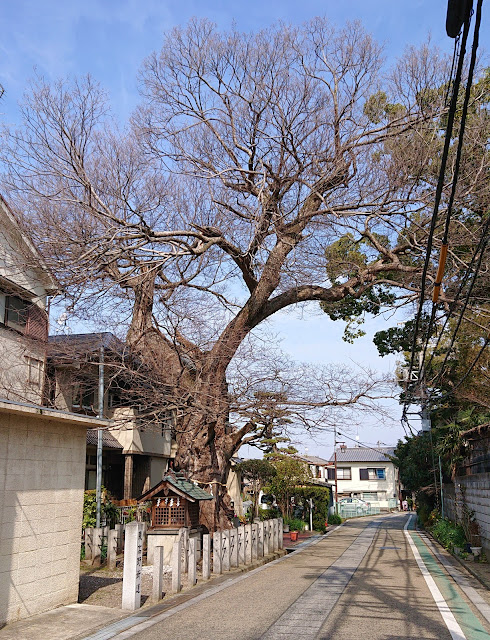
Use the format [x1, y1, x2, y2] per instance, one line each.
[290, 531, 299, 542]
[283, 524, 290, 533]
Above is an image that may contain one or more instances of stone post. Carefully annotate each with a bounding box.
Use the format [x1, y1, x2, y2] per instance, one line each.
[263, 521, 269, 556]
[238, 526, 245, 564]
[171, 539, 182, 594]
[152, 546, 164, 602]
[222, 530, 230, 572]
[188, 538, 197, 586]
[278, 518, 284, 549]
[92, 527, 102, 567]
[213, 531, 222, 575]
[115, 524, 124, 553]
[108, 529, 118, 570]
[272, 519, 278, 552]
[84, 527, 94, 561]
[202, 533, 211, 580]
[179, 528, 189, 574]
[257, 521, 264, 558]
[230, 529, 239, 568]
[244, 524, 252, 564]
[122, 521, 144, 610]
[251, 524, 258, 560]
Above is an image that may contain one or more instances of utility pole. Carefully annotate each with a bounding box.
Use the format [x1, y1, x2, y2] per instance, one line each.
[95, 344, 105, 528]
[334, 429, 338, 514]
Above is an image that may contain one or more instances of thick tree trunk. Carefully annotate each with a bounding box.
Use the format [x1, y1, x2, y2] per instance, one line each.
[173, 373, 239, 532]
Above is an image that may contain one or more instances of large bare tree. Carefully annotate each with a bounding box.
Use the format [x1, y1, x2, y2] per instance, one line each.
[3, 18, 481, 528]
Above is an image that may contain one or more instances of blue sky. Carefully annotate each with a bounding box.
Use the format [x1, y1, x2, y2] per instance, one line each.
[1, 1, 487, 457]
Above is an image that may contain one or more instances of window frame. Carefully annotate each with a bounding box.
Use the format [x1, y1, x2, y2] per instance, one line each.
[359, 467, 386, 481]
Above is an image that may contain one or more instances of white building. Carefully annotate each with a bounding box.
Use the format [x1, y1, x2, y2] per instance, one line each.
[0, 196, 109, 625]
[328, 446, 400, 509]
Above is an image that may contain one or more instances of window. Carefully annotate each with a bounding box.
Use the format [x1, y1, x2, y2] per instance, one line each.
[26, 357, 43, 386]
[360, 468, 386, 480]
[72, 382, 96, 411]
[362, 492, 378, 501]
[4, 295, 30, 332]
[327, 467, 351, 480]
[337, 467, 351, 480]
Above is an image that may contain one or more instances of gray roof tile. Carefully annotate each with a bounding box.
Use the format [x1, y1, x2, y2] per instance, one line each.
[328, 447, 395, 463]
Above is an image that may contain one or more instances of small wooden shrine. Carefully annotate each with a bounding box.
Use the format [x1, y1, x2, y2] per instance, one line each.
[138, 470, 212, 530]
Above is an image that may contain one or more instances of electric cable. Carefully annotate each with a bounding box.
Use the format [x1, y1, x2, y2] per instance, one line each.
[417, 0, 481, 378]
[404, 10, 472, 395]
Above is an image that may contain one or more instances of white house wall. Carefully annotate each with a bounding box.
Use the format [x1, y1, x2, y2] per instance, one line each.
[335, 461, 398, 507]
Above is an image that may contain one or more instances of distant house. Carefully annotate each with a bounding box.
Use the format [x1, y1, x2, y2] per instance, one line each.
[0, 196, 109, 626]
[328, 446, 400, 509]
[48, 332, 175, 501]
[296, 454, 330, 483]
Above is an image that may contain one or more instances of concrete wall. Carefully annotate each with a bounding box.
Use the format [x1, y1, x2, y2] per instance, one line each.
[443, 475, 490, 555]
[0, 403, 102, 626]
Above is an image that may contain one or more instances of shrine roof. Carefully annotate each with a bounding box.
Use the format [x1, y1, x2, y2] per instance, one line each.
[137, 471, 213, 503]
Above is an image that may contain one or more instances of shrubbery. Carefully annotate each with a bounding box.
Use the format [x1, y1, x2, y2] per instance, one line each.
[427, 512, 467, 552]
[328, 513, 342, 525]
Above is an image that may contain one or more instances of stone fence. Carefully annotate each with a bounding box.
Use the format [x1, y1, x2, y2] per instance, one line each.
[121, 518, 284, 611]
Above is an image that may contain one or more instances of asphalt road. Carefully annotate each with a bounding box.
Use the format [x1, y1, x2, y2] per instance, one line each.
[117, 514, 490, 640]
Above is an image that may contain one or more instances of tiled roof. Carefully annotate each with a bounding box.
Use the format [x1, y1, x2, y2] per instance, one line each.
[328, 447, 395, 463]
[167, 475, 213, 501]
[138, 471, 213, 502]
[297, 455, 330, 466]
[86, 429, 123, 449]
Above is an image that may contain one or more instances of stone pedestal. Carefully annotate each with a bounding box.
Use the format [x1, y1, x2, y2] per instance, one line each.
[122, 521, 145, 610]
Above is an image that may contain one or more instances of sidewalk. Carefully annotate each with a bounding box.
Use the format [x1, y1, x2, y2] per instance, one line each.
[0, 541, 294, 640]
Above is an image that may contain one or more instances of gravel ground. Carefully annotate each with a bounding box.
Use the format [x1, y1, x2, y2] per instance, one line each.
[78, 560, 196, 608]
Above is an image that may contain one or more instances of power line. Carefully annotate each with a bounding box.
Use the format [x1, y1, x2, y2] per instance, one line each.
[404, 1, 486, 412]
[404, 8, 473, 393]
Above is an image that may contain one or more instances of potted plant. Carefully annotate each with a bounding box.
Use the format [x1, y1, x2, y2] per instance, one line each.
[290, 530, 299, 542]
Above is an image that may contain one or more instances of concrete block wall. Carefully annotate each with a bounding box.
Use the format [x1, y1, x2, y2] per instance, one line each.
[0, 409, 87, 625]
[443, 475, 490, 554]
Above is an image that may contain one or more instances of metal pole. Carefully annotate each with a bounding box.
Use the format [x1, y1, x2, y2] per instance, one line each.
[334, 430, 338, 514]
[309, 498, 313, 531]
[96, 345, 104, 528]
[439, 455, 444, 519]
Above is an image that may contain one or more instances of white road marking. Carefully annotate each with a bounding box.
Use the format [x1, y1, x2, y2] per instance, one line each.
[404, 515, 466, 640]
[418, 532, 490, 626]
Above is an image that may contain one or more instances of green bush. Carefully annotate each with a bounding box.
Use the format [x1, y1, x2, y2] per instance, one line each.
[83, 489, 118, 529]
[283, 517, 306, 532]
[429, 517, 467, 552]
[258, 507, 281, 521]
[328, 513, 342, 525]
[417, 503, 431, 526]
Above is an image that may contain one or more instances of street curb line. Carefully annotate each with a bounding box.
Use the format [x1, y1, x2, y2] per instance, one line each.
[80, 529, 337, 640]
[424, 530, 490, 593]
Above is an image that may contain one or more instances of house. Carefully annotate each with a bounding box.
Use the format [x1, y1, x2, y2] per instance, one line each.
[444, 422, 490, 555]
[328, 445, 400, 509]
[0, 195, 55, 405]
[0, 196, 110, 625]
[296, 454, 330, 483]
[47, 332, 175, 501]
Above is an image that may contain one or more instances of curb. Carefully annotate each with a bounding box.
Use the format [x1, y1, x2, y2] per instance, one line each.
[79, 529, 339, 640]
[420, 528, 490, 592]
